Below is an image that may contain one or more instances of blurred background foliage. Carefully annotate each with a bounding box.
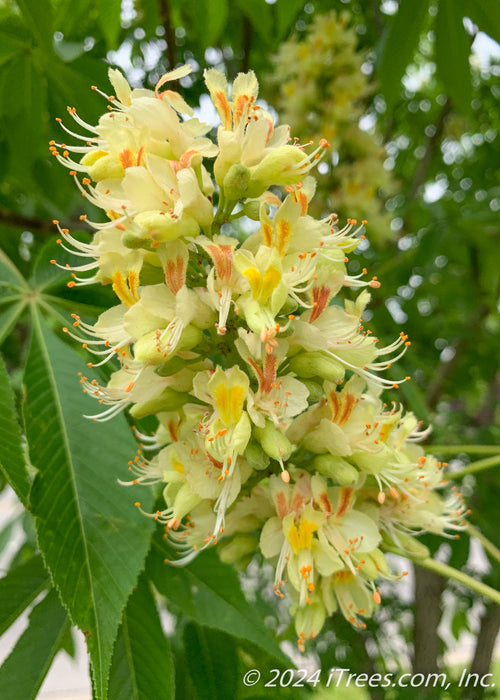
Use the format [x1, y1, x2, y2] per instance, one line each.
[0, 0, 499, 698]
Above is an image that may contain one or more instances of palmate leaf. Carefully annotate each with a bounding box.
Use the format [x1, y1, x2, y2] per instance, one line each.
[24, 311, 154, 700]
[377, 0, 431, 108]
[0, 299, 27, 346]
[181, 0, 228, 49]
[148, 540, 289, 665]
[0, 555, 50, 637]
[15, 0, 54, 53]
[276, 0, 304, 40]
[0, 244, 28, 344]
[0, 353, 30, 505]
[183, 623, 239, 700]
[0, 589, 68, 700]
[96, 0, 123, 49]
[108, 576, 175, 700]
[31, 237, 115, 320]
[435, 0, 472, 114]
[465, 0, 500, 46]
[0, 247, 27, 291]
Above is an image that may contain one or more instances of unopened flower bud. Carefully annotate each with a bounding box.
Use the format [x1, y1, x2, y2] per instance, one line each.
[135, 210, 199, 242]
[384, 532, 430, 559]
[168, 482, 202, 521]
[293, 600, 326, 646]
[155, 355, 195, 377]
[218, 534, 259, 568]
[121, 231, 151, 250]
[280, 296, 299, 316]
[242, 200, 261, 221]
[358, 549, 391, 580]
[299, 379, 323, 403]
[81, 151, 123, 181]
[223, 164, 251, 201]
[245, 440, 271, 471]
[289, 352, 345, 384]
[312, 454, 359, 485]
[130, 387, 189, 419]
[253, 420, 293, 462]
[247, 145, 309, 198]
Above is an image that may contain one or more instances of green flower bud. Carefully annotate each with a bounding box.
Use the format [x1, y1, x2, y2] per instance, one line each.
[288, 352, 345, 383]
[357, 549, 391, 580]
[81, 151, 123, 181]
[253, 420, 293, 462]
[280, 295, 299, 316]
[384, 532, 430, 559]
[301, 379, 324, 403]
[242, 200, 261, 220]
[356, 556, 379, 580]
[218, 534, 259, 568]
[169, 482, 202, 521]
[139, 261, 165, 286]
[370, 548, 391, 577]
[312, 454, 359, 485]
[247, 145, 307, 198]
[245, 439, 271, 471]
[293, 600, 326, 647]
[155, 355, 196, 377]
[223, 163, 251, 200]
[134, 210, 199, 242]
[121, 232, 151, 250]
[130, 387, 189, 419]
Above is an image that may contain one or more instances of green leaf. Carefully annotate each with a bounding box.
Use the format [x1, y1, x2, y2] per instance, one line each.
[0, 555, 50, 636]
[180, 0, 228, 49]
[0, 589, 69, 700]
[109, 576, 175, 700]
[30, 239, 116, 318]
[0, 53, 26, 118]
[0, 300, 26, 347]
[0, 515, 19, 555]
[235, 0, 274, 44]
[276, 0, 304, 40]
[0, 29, 27, 66]
[53, 0, 93, 41]
[24, 312, 155, 700]
[435, 0, 472, 114]
[134, 0, 161, 38]
[377, 0, 431, 107]
[451, 608, 470, 640]
[0, 354, 30, 506]
[1, 52, 46, 169]
[465, 0, 500, 46]
[46, 53, 109, 127]
[15, 0, 54, 52]
[202, 0, 228, 47]
[183, 623, 239, 700]
[0, 247, 28, 291]
[96, 0, 123, 49]
[148, 542, 289, 664]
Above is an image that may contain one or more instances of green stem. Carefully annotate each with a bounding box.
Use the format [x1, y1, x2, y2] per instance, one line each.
[447, 455, 500, 481]
[466, 523, 500, 566]
[227, 208, 246, 221]
[386, 546, 500, 604]
[415, 557, 500, 605]
[428, 445, 500, 456]
[213, 189, 226, 224]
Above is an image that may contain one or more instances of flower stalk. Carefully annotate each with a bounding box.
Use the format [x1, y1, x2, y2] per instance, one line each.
[447, 455, 500, 481]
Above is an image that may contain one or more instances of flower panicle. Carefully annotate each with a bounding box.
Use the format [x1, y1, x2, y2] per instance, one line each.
[50, 63, 465, 650]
